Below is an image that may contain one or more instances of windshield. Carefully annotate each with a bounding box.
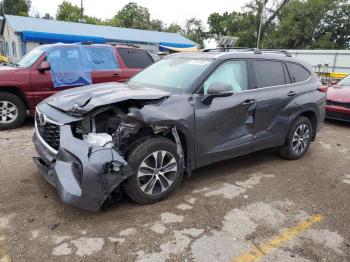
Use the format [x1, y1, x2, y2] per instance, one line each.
[338, 75, 350, 86]
[128, 57, 212, 92]
[16, 46, 46, 68]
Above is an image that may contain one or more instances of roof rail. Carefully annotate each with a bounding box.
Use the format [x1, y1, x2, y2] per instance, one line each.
[260, 49, 292, 57]
[202, 47, 292, 57]
[109, 43, 140, 48]
[202, 47, 249, 52]
[203, 47, 261, 54]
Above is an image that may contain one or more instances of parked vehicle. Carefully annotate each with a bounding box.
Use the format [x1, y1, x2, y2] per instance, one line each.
[0, 43, 154, 130]
[33, 49, 325, 211]
[326, 74, 350, 122]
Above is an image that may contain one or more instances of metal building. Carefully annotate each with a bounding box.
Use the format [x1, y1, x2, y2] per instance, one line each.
[0, 15, 197, 62]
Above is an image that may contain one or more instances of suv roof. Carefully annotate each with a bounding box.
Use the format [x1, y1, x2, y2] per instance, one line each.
[168, 48, 313, 72]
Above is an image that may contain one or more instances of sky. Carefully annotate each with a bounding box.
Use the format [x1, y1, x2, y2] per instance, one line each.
[30, 0, 249, 26]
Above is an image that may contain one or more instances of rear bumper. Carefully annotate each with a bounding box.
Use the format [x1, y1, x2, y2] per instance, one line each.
[33, 125, 132, 212]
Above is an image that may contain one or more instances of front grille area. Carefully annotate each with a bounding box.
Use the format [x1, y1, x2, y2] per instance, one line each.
[326, 100, 350, 109]
[36, 113, 61, 151]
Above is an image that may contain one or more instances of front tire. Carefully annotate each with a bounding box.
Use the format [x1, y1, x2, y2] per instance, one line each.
[0, 92, 26, 130]
[122, 137, 183, 204]
[278, 116, 312, 160]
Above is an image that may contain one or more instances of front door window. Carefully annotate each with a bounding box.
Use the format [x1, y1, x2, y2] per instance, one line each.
[202, 60, 248, 94]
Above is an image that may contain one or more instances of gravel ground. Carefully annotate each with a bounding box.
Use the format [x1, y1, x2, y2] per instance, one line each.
[0, 119, 349, 262]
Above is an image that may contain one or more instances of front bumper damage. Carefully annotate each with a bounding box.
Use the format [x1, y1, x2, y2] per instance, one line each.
[33, 124, 132, 212]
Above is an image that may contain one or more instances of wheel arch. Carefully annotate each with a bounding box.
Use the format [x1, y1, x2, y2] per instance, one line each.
[287, 109, 318, 142]
[0, 87, 29, 109]
[299, 111, 317, 141]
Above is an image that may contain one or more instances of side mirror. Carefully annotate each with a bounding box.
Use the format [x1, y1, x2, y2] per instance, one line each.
[38, 61, 51, 72]
[201, 82, 234, 105]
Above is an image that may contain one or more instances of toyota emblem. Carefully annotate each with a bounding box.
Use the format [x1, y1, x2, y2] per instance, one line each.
[39, 112, 47, 125]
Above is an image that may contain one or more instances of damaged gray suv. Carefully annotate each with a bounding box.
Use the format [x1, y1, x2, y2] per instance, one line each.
[33, 49, 326, 211]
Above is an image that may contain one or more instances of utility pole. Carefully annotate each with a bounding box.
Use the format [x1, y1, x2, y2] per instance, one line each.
[80, 0, 83, 23]
[257, 0, 267, 48]
[1, 1, 5, 16]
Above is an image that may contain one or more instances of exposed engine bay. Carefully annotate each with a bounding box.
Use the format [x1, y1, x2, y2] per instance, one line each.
[74, 100, 164, 155]
[70, 98, 186, 168]
[33, 85, 193, 212]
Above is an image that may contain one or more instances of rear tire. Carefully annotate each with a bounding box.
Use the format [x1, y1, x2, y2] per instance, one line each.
[122, 137, 183, 204]
[278, 116, 312, 160]
[0, 92, 26, 130]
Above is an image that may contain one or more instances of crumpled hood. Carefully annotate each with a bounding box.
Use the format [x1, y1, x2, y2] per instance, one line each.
[327, 85, 350, 103]
[45, 82, 170, 115]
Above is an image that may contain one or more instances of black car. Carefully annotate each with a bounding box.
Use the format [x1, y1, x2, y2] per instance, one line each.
[33, 49, 326, 211]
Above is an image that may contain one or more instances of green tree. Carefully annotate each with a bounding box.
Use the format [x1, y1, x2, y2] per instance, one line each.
[315, 2, 350, 49]
[110, 2, 151, 30]
[149, 19, 165, 31]
[245, 0, 291, 47]
[56, 0, 102, 25]
[207, 11, 257, 47]
[207, 0, 349, 49]
[183, 18, 206, 48]
[166, 23, 184, 34]
[42, 12, 54, 20]
[84, 16, 102, 25]
[0, 0, 31, 16]
[263, 0, 344, 49]
[56, 0, 81, 22]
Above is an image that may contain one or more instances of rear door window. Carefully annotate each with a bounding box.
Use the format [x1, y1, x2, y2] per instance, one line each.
[286, 62, 311, 83]
[118, 48, 153, 69]
[253, 60, 286, 88]
[84, 46, 119, 71]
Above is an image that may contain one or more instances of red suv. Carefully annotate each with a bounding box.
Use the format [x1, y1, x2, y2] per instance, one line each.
[0, 43, 154, 129]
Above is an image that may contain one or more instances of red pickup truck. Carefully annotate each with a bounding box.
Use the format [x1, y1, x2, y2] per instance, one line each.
[0, 43, 154, 129]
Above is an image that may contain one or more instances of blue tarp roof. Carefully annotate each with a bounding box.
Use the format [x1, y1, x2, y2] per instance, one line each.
[5, 15, 197, 47]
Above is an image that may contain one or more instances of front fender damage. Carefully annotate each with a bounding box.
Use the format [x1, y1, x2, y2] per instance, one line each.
[34, 125, 132, 212]
[34, 97, 191, 212]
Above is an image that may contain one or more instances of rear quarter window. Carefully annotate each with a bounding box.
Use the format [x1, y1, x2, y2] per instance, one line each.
[286, 62, 311, 83]
[118, 48, 153, 69]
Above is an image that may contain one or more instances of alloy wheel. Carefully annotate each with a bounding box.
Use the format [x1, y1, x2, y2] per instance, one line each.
[292, 124, 310, 154]
[0, 101, 18, 124]
[137, 150, 178, 195]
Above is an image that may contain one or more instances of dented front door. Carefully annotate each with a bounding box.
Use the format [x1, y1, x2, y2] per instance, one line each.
[193, 60, 257, 168]
[194, 93, 257, 168]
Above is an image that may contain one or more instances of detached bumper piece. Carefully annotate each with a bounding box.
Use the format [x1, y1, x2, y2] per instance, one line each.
[33, 125, 131, 212]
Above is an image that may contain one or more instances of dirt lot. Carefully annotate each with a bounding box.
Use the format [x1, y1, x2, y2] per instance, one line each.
[0, 119, 350, 262]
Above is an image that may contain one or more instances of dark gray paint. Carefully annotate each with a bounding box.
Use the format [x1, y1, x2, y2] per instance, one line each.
[33, 51, 326, 211]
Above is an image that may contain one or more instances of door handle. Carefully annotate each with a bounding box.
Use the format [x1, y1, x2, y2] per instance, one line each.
[113, 73, 119, 76]
[241, 99, 255, 106]
[287, 91, 297, 97]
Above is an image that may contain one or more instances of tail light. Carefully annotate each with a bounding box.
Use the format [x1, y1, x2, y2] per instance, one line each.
[318, 86, 328, 93]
